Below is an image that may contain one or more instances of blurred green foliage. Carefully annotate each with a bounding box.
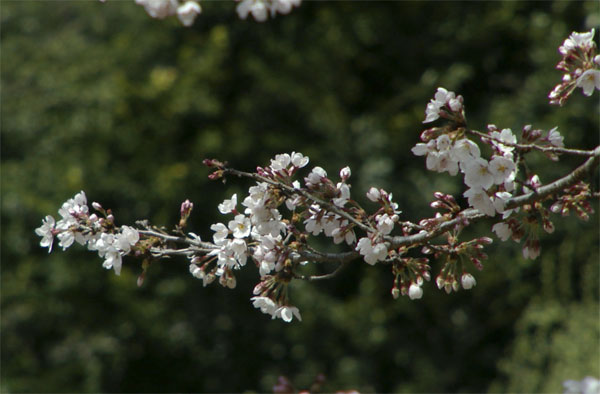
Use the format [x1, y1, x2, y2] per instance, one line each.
[2, 1, 599, 392]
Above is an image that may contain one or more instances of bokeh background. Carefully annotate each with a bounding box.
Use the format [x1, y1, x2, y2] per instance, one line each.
[2, 1, 599, 392]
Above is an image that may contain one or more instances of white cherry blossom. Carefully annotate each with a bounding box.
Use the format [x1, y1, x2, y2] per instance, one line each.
[464, 158, 494, 190]
[366, 187, 381, 202]
[270, 153, 291, 171]
[236, 0, 268, 22]
[228, 214, 251, 238]
[576, 69, 600, 96]
[177, 1, 201, 26]
[547, 127, 564, 148]
[305, 166, 327, 187]
[291, 151, 309, 168]
[211, 222, 229, 244]
[35, 215, 56, 253]
[464, 187, 496, 217]
[492, 222, 512, 241]
[408, 283, 423, 300]
[559, 28, 596, 55]
[274, 305, 302, 322]
[488, 156, 516, 185]
[135, 0, 178, 19]
[218, 194, 237, 214]
[461, 273, 477, 289]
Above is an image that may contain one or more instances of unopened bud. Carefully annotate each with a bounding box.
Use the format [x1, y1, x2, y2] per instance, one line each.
[436, 275, 444, 289]
[477, 237, 493, 245]
[431, 201, 445, 209]
[461, 273, 476, 290]
[226, 276, 237, 289]
[208, 170, 224, 180]
[92, 202, 103, 211]
[180, 199, 193, 217]
[391, 287, 400, 299]
[202, 158, 224, 168]
[137, 272, 145, 287]
[339, 166, 351, 181]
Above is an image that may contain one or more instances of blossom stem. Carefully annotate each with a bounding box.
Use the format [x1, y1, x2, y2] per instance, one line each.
[466, 129, 598, 156]
[222, 167, 377, 234]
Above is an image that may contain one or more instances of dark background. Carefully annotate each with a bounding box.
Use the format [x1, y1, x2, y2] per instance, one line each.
[2, 1, 599, 392]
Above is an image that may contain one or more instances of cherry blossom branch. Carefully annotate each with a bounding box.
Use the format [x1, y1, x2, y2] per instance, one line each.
[222, 167, 376, 234]
[466, 128, 597, 157]
[293, 260, 350, 281]
[506, 145, 600, 208]
[34, 28, 600, 322]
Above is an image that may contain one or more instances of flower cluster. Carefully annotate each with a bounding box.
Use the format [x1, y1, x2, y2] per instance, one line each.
[413, 91, 526, 218]
[35, 30, 599, 323]
[251, 276, 301, 322]
[130, 0, 202, 26]
[236, 0, 301, 22]
[549, 29, 600, 105]
[428, 236, 492, 294]
[35, 192, 140, 275]
[99, 0, 301, 26]
[563, 376, 600, 394]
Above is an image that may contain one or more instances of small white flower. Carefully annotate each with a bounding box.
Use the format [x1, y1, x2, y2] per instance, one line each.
[411, 140, 436, 157]
[547, 127, 564, 148]
[356, 238, 388, 265]
[116, 225, 140, 254]
[218, 194, 237, 214]
[522, 244, 540, 260]
[291, 152, 309, 168]
[228, 214, 252, 239]
[489, 156, 516, 185]
[251, 296, 277, 316]
[333, 183, 351, 207]
[211, 222, 229, 244]
[35, 215, 56, 253]
[375, 214, 395, 235]
[492, 222, 512, 241]
[464, 187, 496, 217]
[464, 158, 494, 190]
[434, 151, 459, 175]
[436, 134, 452, 151]
[57, 231, 75, 250]
[408, 283, 423, 300]
[461, 273, 477, 290]
[189, 264, 204, 279]
[366, 187, 381, 202]
[451, 138, 481, 164]
[559, 29, 596, 55]
[563, 376, 600, 394]
[177, 1, 201, 26]
[576, 69, 600, 96]
[274, 305, 302, 322]
[270, 153, 291, 171]
[236, 0, 268, 22]
[339, 166, 351, 180]
[102, 250, 123, 276]
[489, 128, 517, 155]
[305, 166, 327, 187]
[424, 101, 442, 123]
[269, 0, 301, 16]
[135, 0, 178, 19]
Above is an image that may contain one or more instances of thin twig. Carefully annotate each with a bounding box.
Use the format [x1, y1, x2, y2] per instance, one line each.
[222, 168, 376, 234]
[466, 129, 597, 157]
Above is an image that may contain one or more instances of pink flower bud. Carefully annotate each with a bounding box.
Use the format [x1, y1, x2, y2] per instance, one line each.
[180, 199, 194, 217]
